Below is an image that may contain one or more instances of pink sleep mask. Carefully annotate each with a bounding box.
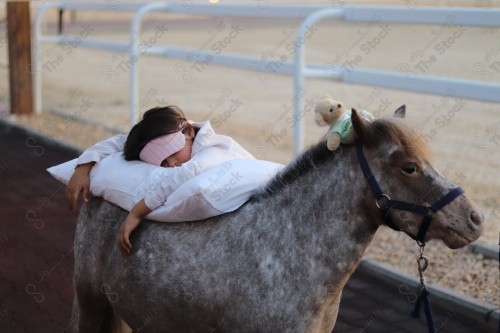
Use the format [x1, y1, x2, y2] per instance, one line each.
[139, 130, 186, 166]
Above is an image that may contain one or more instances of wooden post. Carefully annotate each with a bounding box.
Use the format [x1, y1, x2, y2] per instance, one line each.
[7, 1, 34, 115]
[58, 8, 63, 34]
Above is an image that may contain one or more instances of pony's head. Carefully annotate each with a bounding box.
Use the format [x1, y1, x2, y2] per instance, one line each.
[351, 106, 483, 249]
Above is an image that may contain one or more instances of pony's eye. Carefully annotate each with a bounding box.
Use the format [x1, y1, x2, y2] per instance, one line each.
[401, 163, 418, 176]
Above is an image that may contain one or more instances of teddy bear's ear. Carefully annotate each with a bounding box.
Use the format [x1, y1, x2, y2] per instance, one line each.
[351, 108, 372, 144]
[394, 105, 406, 118]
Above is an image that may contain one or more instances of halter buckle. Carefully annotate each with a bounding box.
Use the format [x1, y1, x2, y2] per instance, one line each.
[424, 206, 435, 219]
[375, 194, 391, 209]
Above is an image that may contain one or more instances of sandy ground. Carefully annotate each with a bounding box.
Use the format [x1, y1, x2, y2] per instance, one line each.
[0, 1, 498, 306]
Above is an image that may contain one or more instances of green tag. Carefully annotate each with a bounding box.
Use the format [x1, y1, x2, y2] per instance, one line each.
[329, 118, 352, 140]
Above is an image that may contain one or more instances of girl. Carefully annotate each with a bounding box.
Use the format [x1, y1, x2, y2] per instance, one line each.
[66, 105, 255, 255]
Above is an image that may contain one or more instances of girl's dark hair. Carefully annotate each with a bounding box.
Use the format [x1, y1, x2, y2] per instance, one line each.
[124, 105, 188, 160]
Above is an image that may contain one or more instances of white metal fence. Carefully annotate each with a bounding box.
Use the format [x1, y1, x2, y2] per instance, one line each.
[33, 2, 500, 154]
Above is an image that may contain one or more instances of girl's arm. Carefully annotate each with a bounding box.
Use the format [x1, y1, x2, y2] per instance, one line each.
[65, 134, 127, 211]
[143, 161, 201, 211]
[77, 133, 127, 165]
[117, 161, 201, 254]
[117, 199, 152, 255]
[65, 161, 95, 212]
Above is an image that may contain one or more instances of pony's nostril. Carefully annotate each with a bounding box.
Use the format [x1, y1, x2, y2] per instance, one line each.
[470, 211, 483, 226]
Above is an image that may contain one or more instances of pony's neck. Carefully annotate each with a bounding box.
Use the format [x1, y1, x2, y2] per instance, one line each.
[252, 143, 379, 288]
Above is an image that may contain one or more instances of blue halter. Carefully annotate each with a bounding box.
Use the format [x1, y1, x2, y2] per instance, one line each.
[355, 139, 464, 244]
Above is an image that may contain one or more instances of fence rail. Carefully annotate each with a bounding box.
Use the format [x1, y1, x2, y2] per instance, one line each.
[33, 2, 500, 154]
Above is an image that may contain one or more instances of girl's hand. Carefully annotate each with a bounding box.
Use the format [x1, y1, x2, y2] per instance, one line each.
[117, 213, 142, 255]
[65, 162, 95, 212]
[117, 199, 151, 255]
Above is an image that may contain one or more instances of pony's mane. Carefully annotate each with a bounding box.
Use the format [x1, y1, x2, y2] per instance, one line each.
[370, 117, 432, 161]
[250, 116, 431, 201]
[250, 140, 334, 201]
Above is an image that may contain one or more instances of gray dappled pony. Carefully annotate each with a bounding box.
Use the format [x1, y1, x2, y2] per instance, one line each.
[72, 108, 483, 333]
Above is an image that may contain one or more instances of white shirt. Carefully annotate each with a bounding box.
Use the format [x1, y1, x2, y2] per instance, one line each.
[77, 121, 255, 210]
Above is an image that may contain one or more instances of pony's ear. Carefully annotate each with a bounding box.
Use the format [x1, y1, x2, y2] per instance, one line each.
[351, 108, 372, 144]
[394, 105, 406, 118]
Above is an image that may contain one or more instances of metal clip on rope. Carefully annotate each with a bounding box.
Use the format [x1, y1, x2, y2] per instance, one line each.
[417, 245, 429, 290]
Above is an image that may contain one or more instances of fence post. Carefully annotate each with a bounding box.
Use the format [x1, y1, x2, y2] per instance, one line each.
[7, 1, 34, 115]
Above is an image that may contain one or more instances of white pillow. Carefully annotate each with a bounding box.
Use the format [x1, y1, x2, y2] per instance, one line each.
[47, 153, 284, 222]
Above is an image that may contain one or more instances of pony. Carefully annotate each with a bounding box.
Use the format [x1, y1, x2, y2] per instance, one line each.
[72, 108, 483, 332]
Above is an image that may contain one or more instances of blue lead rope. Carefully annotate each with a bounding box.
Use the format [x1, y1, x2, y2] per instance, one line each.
[410, 246, 436, 333]
[411, 287, 436, 333]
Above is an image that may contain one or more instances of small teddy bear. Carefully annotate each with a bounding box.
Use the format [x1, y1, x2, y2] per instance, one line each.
[314, 95, 374, 151]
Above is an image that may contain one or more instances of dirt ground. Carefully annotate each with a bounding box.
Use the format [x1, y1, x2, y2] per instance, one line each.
[0, 1, 498, 306]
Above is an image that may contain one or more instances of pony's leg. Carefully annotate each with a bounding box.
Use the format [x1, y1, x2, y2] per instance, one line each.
[69, 297, 81, 333]
[316, 291, 342, 333]
[73, 283, 113, 333]
[112, 312, 132, 333]
[99, 310, 132, 333]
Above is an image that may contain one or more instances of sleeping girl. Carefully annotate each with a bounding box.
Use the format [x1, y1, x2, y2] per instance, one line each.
[65, 105, 256, 255]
